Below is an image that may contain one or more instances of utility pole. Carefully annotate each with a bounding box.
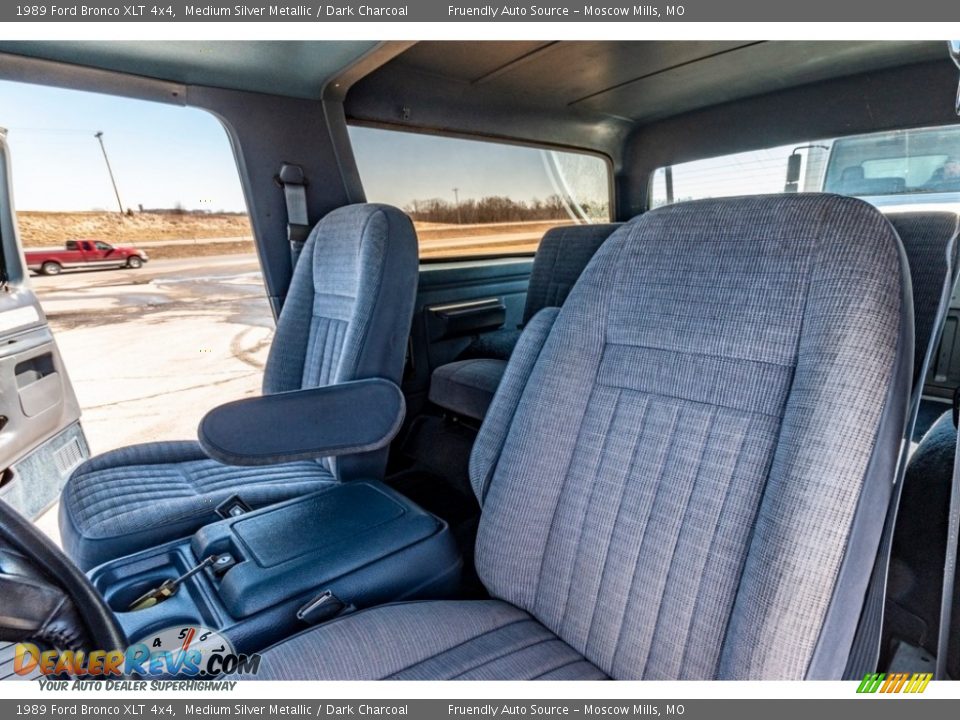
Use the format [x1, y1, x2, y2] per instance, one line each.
[452, 187, 461, 224]
[94, 131, 124, 214]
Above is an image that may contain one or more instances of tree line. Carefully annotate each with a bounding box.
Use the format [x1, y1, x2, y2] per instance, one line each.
[406, 194, 606, 224]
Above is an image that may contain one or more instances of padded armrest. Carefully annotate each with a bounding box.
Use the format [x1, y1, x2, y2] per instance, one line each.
[198, 378, 405, 466]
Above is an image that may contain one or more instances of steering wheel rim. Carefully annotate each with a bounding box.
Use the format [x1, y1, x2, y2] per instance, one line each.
[0, 498, 126, 653]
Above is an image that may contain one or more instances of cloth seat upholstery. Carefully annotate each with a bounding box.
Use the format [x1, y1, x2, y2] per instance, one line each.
[60, 203, 418, 570]
[430, 223, 619, 419]
[244, 195, 911, 680]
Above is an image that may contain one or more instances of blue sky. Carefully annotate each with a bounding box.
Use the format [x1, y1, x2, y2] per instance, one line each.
[0, 79, 246, 212]
[0, 78, 607, 214]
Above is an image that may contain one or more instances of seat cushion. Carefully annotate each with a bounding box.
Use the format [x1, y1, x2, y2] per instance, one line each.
[60, 441, 336, 570]
[429, 358, 507, 420]
[244, 599, 607, 680]
[460, 328, 523, 362]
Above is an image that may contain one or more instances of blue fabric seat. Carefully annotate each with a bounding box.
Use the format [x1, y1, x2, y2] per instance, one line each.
[878, 212, 960, 672]
[241, 599, 608, 680]
[886, 212, 960, 395]
[60, 204, 419, 570]
[244, 195, 911, 680]
[428, 358, 507, 422]
[430, 223, 619, 420]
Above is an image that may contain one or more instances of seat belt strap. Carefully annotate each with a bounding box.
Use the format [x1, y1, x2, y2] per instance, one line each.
[845, 223, 959, 679]
[936, 394, 960, 679]
[275, 163, 311, 268]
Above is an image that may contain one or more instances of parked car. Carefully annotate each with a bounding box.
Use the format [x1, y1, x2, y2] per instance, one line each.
[24, 239, 148, 275]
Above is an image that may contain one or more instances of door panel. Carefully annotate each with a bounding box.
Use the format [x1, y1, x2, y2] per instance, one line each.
[0, 132, 88, 519]
[404, 256, 533, 417]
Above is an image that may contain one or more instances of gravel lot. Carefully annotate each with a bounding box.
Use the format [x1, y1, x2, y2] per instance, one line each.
[31, 253, 272, 543]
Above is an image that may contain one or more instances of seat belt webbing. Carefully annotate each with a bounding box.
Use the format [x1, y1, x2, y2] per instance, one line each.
[275, 163, 311, 268]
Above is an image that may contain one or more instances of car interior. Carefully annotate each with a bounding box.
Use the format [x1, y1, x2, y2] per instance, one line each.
[2, 39, 960, 680]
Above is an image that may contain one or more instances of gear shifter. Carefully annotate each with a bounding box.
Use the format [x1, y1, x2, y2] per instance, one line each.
[127, 555, 222, 611]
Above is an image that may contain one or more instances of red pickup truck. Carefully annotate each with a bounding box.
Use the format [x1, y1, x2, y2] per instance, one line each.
[24, 240, 149, 276]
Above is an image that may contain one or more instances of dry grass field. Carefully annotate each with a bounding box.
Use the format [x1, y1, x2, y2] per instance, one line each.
[17, 211, 255, 260]
[16, 211, 574, 258]
[17, 210, 252, 243]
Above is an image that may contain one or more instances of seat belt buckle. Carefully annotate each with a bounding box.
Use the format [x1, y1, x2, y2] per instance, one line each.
[215, 495, 253, 519]
[297, 590, 348, 626]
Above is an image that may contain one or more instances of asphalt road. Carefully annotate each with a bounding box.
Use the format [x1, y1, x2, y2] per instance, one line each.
[33, 254, 273, 544]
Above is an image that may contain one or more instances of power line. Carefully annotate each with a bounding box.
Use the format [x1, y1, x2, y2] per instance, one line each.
[4, 126, 101, 135]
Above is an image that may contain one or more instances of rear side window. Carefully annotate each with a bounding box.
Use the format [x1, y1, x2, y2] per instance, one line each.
[650, 124, 960, 211]
[348, 126, 611, 259]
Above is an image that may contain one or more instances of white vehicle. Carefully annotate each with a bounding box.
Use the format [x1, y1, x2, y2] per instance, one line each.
[788, 125, 960, 212]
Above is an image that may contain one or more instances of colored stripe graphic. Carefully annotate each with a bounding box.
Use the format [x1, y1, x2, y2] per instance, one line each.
[905, 673, 933, 693]
[857, 673, 884, 693]
[857, 672, 931, 694]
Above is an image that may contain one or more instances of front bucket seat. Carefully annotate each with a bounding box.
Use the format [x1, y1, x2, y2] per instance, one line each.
[60, 203, 418, 570]
[243, 194, 911, 680]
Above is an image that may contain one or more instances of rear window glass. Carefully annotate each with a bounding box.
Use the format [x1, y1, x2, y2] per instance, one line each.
[650, 124, 960, 211]
[349, 126, 611, 259]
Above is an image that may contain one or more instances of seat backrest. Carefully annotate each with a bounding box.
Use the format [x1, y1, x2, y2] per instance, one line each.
[471, 195, 911, 680]
[887, 211, 960, 393]
[835, 166, 907, 196]
[521, 223, 621, 326]
[841, 166, 865, 183]
[261, 203, 418, 480]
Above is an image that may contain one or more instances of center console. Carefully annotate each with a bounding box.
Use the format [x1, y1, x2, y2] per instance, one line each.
[88, 481, 461, 654]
